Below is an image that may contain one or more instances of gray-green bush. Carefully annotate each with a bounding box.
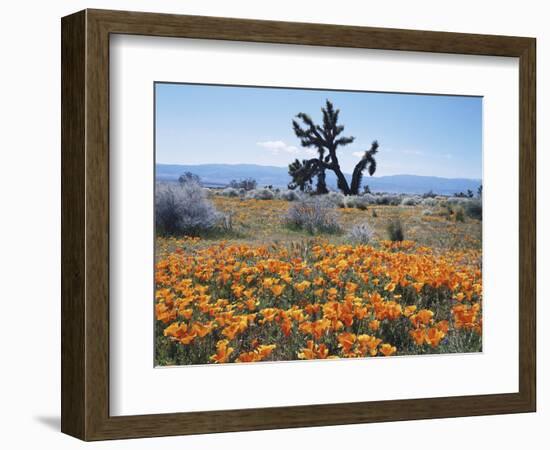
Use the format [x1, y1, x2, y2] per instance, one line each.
[465, 200, 482, 220]
[155, 182, 220, 236]
[347, 221, 375, 244]
[246, 188, 275, 200]
[401, 196, 421, 206]
[421, 197, 438, 207]
[220, 187, 240, 197]
[326, 191, 347, 208]
[346, 195, 370, 210]
[285, 198, 341, 234]
[278, 189, 301, 201]
[376, 194, 401, 206]
[387, 218, 405, 242]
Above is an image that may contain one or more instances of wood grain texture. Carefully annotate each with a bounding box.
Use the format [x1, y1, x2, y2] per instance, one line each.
[61, 9, 536, 441]
[88, 8, 532, 56]
[61, 10, 86, 439]
[84, 10, 111, 439]
[518, 39, 536, 410]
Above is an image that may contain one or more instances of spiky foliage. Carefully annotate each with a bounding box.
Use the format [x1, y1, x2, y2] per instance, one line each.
[290, 100, 379, 195]
[350, 140, 379, 195]
[288, 159, 314, 192]
[287, 157, 329, 194]
[292, 100, 355, 195]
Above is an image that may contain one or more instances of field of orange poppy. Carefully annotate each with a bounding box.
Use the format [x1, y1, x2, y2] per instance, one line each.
[155, 197, 482, 365]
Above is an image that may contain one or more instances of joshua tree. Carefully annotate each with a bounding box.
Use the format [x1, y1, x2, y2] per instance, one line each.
[288, 159, 313, 192]
[290, 100, 379, 195]
[313, 165, 329, 194]
[292, 100, 353, 194]
[350, 140, 379, 195]
[288, 158, 328, 194]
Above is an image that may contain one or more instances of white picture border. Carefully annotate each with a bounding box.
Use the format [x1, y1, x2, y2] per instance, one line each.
[109, 34, 519, 416]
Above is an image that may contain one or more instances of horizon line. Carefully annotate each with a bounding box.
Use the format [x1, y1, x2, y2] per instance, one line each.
[156, 162, 482, 181]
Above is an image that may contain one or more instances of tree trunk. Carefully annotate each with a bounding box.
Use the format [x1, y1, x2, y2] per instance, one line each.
[350, 166, 362, 195]
[316, 169, 329, 194]
[325, 145, 351, 195]
[333, 166, 351, 195]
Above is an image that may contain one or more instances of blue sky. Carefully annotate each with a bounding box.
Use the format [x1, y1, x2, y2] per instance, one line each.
[155, 83, 482, 179]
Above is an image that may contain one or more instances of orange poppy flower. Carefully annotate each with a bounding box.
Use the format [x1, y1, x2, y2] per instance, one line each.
[245, 297, 258, 311]
[297, 340, 330, 360]
[210, 339, 234, 363]
[357, 334, 382, 356]
[404, 305, 417, 317]
[410, 309, 434, 327]
[280, 318, 292, 337]
[436, 320, 450, 334]
[192, 321, 213, 338]
[337, 332, 356, 353]
[270, 284, 285, 297]
[425, 327, 445, 347]
[409, 328, 426, 345]
[259, 308, 279, 324]
[379, 343, 397, 356]
[368, 320, 380, 331]
[294, 280, 311, 293]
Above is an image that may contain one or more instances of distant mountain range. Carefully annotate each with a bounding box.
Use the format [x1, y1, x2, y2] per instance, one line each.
[156, 163, 481, 195]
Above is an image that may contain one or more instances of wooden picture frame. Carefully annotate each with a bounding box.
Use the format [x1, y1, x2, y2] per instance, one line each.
[61, 8, 536, 441]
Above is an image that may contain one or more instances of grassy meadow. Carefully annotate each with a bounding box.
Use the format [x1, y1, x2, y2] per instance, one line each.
[155, 187, 482, 366]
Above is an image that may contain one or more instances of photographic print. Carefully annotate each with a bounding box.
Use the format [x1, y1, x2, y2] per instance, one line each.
[154, 83, 483, 366]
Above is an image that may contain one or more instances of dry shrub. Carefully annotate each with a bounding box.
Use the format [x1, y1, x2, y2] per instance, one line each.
[155, 182, 220, 236]
[387, 218, 405, 242]
[347, 221, 375, 244]
[285, 198, 341, 234]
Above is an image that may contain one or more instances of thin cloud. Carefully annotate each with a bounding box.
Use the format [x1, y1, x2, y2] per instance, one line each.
[401, 149, 425, 156]
[257, 140, 299, 154]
